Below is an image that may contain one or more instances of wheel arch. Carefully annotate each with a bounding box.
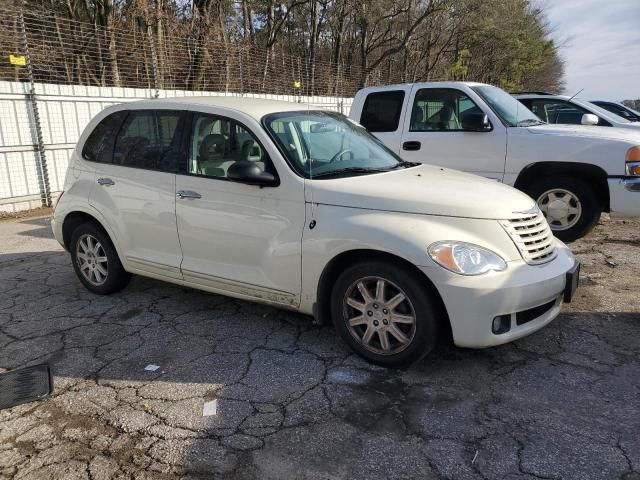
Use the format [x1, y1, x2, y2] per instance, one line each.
[514, 162, 610, 212]
[315, 249, 452, 342]
[62, 211, 125, 265]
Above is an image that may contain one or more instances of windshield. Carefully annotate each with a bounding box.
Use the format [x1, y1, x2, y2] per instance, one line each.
[578, 100, 632, 124]
[263, 111, 409, 178]
[472, 85, 543, 127]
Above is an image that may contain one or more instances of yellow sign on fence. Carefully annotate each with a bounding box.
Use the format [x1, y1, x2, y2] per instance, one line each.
[9, 55, 26, 66]
[293, 80, 301, 89]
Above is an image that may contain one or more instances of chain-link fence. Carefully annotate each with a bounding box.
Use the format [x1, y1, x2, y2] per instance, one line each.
[1, 6, 365, 97]
[0, 6, 357, 213]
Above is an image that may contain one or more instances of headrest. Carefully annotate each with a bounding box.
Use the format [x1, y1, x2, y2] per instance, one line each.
[439, 104, 454, 121]
[411, 107, 424, 124]
[199, 134, 226, 159]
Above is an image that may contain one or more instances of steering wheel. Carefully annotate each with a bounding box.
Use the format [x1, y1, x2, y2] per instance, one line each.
[329, 149, 353, 163]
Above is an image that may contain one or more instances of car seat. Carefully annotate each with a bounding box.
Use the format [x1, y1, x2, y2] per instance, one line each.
[198, 133, 227, 177]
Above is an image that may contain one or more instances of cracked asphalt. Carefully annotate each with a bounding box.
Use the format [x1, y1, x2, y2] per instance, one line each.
[0, 213, 639, 480]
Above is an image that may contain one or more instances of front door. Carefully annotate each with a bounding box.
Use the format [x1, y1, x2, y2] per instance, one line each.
[399, 86, 507, 180]
[88, 109, 185, 279]
[175, 112, 305, 307]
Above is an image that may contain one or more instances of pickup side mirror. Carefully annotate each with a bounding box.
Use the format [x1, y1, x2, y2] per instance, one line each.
[581, 113, 599, 126]
[227, 161, 278, 187]
[461, 112, 492, 132]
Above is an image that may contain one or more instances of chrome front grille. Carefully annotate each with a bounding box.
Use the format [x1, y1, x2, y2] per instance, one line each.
[501, 211, 556, 265]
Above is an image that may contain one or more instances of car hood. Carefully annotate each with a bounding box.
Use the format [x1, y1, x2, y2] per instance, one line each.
[308, 164, 536, 219]
[527, 124, 640, 142]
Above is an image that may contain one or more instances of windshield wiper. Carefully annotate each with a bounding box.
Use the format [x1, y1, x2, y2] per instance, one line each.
[390, 160, 420, 169]
[517, 118, 546, 126]
[312, 167, 392, 179]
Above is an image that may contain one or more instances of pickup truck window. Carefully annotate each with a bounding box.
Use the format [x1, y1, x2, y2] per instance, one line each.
[360, 90, 405, 132]
[264, 111, 408, 178]
[410, 88, 483, 131]
[472, 85, 543, 127]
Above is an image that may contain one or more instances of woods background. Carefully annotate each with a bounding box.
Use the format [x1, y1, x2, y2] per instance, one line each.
[1, 0, 566, 97]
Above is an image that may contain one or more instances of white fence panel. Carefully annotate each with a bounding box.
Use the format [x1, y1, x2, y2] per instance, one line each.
[0, 80, 353, 213]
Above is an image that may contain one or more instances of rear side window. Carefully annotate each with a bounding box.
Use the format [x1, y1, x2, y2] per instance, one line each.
[82, 111, 126, 163]
[113, 110, 184, 171]
[360, 91, 405, 132]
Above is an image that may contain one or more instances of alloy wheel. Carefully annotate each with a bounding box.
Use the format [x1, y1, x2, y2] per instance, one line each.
[76, 234, 109, 286]
[343, 276, 417, 355]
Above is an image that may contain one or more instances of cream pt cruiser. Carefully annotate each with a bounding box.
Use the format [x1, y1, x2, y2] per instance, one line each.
[51, 97, 579, 366]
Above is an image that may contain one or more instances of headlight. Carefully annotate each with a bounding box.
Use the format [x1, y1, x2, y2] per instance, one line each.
[626, 146, 640, 176]
[428, 241, 507, 275]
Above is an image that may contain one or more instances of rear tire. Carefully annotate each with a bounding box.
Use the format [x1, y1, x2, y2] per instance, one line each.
[70, 222, 131, 295]
[524, 176, 601, 242]
[331, 260, 440, 367]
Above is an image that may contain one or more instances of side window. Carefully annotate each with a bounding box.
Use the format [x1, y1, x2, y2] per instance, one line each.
[532, 100, 587, 125]
[360, 90, 405, 132]
[410, 88, 481, 131]
[113, 110, 183, 171]
[82, 111, 126, 163]
[526, 99, 549, 121]
[189, 113, 267, 179]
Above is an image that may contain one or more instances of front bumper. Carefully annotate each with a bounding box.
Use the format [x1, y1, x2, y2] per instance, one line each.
[421, 239, 577, 348]
[608, 177, 640, 217]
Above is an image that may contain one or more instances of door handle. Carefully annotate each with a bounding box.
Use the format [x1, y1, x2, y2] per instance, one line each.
[97, 177, 115, 186]
[402, 141, 421, 151]
[176, 190, 202, 199]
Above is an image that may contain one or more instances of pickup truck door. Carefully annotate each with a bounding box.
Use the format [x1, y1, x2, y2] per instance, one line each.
[398, 86, 507, 180]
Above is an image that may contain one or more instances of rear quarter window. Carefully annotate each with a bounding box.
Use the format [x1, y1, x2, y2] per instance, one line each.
[82, 111, 126, 163]
[360, 90, 405, 132]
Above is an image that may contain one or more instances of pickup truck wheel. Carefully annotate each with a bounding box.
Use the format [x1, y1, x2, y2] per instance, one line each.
[331, 260, 439, 367]
[525, 176, 601, 242]
[70, 222, 131, 295]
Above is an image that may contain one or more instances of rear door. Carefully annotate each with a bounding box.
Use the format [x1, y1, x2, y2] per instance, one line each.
[357, 89, 409, 153]
[398, 86, 507, 179]
[88, 109, 185, 279]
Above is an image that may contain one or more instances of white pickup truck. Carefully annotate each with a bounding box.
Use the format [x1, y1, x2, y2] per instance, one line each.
[349, 82, 640, 240]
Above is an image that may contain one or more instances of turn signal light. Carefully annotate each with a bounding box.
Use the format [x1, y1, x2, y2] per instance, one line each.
[626, 146, 640, 162]
[626, 147, 640, 176]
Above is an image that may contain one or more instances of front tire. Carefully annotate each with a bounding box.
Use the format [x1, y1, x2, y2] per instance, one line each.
[70, 222, 131, 295]
[524, 176, 602, 242]
[331, 260, 440, 367]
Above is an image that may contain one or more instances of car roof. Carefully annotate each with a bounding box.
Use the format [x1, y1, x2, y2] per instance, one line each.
[357, 81, 492, 92]
[113, 96, 325, 121]
[513, 93, 572, 100]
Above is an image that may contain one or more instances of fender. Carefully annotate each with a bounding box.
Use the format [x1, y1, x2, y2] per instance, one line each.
[298, 203, 521, 315]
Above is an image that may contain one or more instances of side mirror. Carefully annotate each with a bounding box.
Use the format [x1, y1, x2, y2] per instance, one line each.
[581, 113, 599, 126]
[227, 161, 278, 186]
[461, 112, 492, 131]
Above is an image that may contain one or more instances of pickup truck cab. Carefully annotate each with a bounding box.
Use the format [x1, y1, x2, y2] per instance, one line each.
[349, 82, 640, 241]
